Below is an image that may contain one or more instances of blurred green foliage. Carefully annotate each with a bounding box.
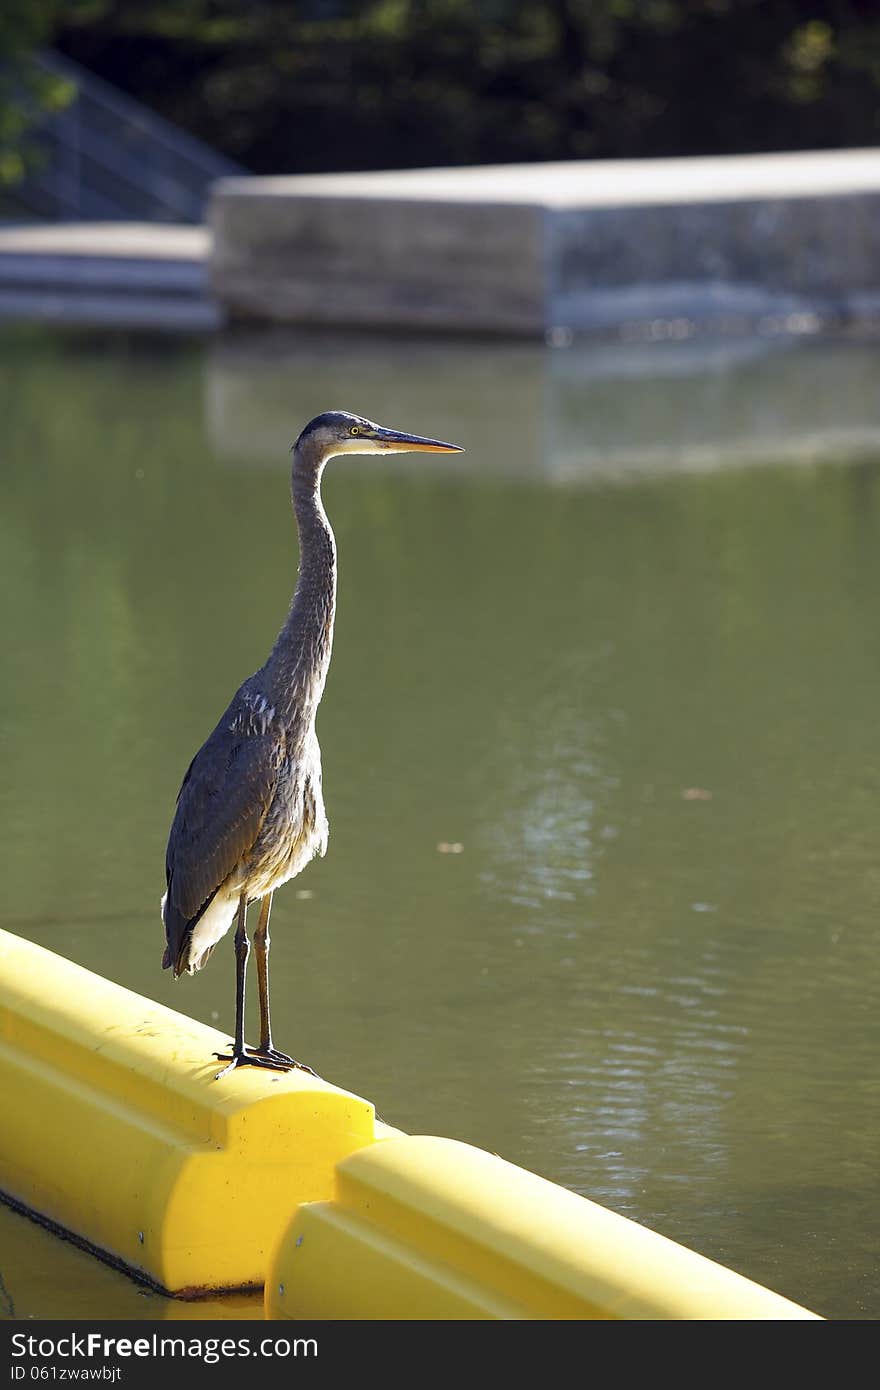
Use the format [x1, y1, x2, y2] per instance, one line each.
[0, 2, 77, 185]
[9, 2, 880, 173]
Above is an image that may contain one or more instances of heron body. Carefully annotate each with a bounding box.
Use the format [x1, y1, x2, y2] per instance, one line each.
[160, 410, 463, 1075]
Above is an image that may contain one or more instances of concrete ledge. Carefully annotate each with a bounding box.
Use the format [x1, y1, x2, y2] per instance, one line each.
[266, 1136, 820, 1320]
[0, 224, 218, 331]
[0, 289, 220, 331]
[0, 928, 375, 1295]
[210, 150, 880, 336]
[0, 224, 210, 261]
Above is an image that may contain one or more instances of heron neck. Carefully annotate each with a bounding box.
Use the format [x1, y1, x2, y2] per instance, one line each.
[265, 453, 337, 722]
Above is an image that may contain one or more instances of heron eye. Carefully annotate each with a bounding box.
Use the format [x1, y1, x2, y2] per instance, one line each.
[350, 426, 360, 436]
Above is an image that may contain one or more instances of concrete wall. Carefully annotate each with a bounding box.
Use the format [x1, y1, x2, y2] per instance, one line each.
[210, 151, 880, 337]
[211, 188, 544, 333]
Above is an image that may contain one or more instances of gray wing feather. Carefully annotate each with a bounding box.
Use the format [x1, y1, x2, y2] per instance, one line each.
[165, 715, 284, 924]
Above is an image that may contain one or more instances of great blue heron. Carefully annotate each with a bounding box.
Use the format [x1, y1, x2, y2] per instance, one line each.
[161, 410, 463, 1078]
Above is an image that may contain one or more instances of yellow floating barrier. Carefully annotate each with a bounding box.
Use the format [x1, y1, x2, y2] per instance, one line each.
[0, 928, 375, 1295]
[0, 1202, 265, 1321]
[265, 1135, 820, 1320]
[0, 929, 820, 1318]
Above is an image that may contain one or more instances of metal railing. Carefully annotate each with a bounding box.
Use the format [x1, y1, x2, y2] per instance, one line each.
[12, 50, 245, 223]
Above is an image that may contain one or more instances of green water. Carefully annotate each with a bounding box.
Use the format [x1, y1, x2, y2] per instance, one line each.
[2, 324, 880, 1320]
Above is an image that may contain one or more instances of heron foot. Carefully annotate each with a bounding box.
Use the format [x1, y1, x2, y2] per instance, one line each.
[213, 1048, 294, 1079]
[248, 1045, 318, 1077]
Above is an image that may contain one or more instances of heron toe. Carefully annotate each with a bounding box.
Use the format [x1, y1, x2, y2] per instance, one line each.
[212, 1048, 294, 1079]
[247, 1045, 318, 1076]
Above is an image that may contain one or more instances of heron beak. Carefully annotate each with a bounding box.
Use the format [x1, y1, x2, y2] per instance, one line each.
[374, 427, 464, 454]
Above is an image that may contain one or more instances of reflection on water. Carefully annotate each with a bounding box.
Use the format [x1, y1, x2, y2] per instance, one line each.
[2, 324, 880, 1319]
[207, 327, 880, 479]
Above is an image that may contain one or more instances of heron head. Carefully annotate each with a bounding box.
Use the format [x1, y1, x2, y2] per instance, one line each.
[293, 411, 464, 461]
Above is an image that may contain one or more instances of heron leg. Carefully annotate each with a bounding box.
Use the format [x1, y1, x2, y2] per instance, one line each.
[214, 895, 291, 1078]
[253, 891, 275, 1053]
[247, 891, 318, 1076]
